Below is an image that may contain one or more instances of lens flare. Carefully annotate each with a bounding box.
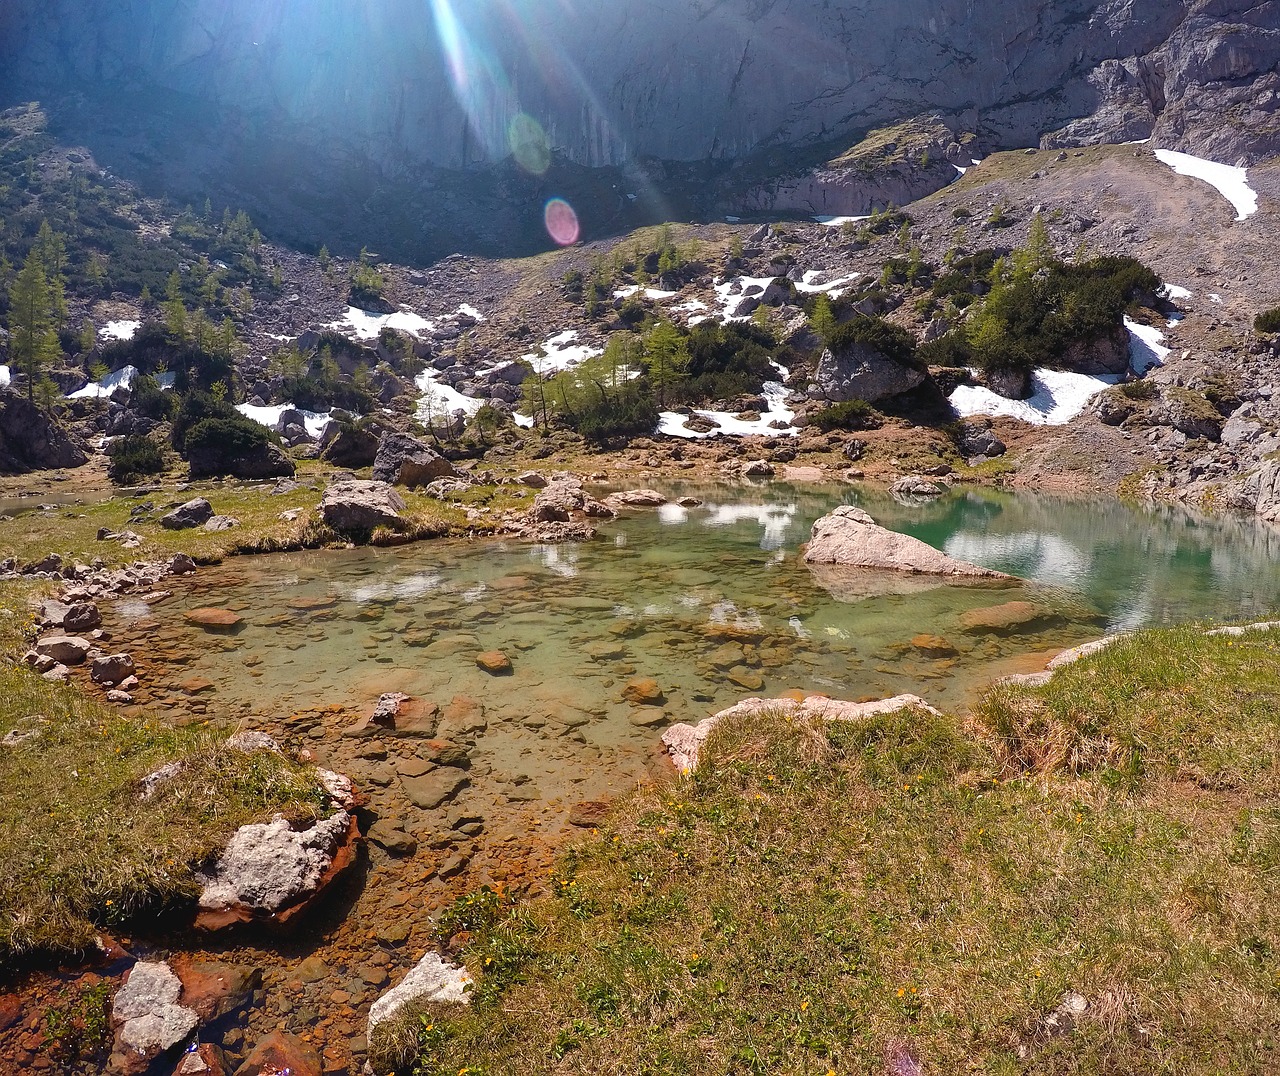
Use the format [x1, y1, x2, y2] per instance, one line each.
[509, 113, 551, 175]
[544, 198, 580, 246]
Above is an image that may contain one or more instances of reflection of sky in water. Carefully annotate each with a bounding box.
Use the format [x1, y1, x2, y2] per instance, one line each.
[942, 531, 1092, 589]
[343, 572, 443, 604]
[531, 544, 579, 578]
[659, 500, 800, 551]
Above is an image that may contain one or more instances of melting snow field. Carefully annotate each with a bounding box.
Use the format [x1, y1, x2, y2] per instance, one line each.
[1125, 317, 1171, 373]
[1160, 283, 1193, 302]
[331, 307, 435, 340]
[613, 285, 677, 301]
[949, 369, 1121, 426]
[815, 215, 870, 227]
[795, 269, 861, 298]
[416, 369, 485, 423]
[236, 403, 340, 439]
[521, 330, 603, 374]
[0, 365, 9, 389]
[658, 381, 798, 439]
[69, 365, 139, 399]
[99, 320, 141, 342]
[1153, 149, 1259, 221]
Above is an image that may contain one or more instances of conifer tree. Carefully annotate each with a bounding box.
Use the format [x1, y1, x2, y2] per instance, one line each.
[7, 249, 61, 401]
[642, 320, 690, 407]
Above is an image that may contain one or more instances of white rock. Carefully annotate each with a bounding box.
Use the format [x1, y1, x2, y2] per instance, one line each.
[112, 961, 198, 1059]
[368, 952, 473, 1037]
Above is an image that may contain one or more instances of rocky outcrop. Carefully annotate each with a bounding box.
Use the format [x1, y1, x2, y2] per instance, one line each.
[320, 479, 407, 533]
[320, 424, 379, 468]
[809, 343, 926, 405]
[194, 808, 359, 930]
[529, 475, 613, 523]
[803, 506, 1012, 578]
[0, 391, 89, 473]
[188, 439, 295, 480]
[662, 693, 942, 773]
[372, 431, 459, 487]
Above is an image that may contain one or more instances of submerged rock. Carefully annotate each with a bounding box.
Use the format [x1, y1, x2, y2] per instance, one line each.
[804, 505, 1011, 578]
[233, 1032, 321, 1076]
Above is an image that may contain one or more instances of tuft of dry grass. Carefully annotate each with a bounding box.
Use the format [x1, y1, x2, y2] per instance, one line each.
[372, 628, 1280, 1076]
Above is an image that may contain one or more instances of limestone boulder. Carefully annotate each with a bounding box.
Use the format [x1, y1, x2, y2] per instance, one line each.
[810, 342, 925, 404]
[372, 431, 459, 487]
[320, 479, 406, 533]
[604, 489, 668, 508]
[320, 423, 379, 468]
[110, 961, 198, 1075]
[804, 505, 1012, 578]
[160, 498, 214, 530]
[91, 653, 136, 685]
[35, 634, 91, 666]
[63, 601, 102, 633]
[195, 808, 359, 930]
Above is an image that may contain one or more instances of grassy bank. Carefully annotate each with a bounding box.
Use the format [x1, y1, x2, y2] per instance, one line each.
[0, 587, 327, 959]
[375, 626, 1280, 1075]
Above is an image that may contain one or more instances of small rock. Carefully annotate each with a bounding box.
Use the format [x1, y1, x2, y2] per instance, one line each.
[475, 650, 512, 675]
[91, 653, 135, 686]
[621, 678, 665, 705]
[233, 1032, 321, 1076]
[184, 608, 244, 632]
[741, 459, 775, 477]
[34, 634, 91, 666]
[161, 499, 214, 530]
[367, 952, 472, 1038]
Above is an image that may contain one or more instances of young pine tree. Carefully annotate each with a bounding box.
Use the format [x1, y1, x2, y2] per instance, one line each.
[642, 320, 690, 407]
[7, 249, 61, 401]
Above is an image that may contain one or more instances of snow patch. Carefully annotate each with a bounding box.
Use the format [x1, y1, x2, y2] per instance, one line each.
[68, 365, 139, 399]
[1153, 149, 1258, 221]
[658, 380, 798, 439]
[613, 285, 677, 301]
[457, 303, 485, 322]
[815, 215, 870, 227]
[948, 369, 1120, 426]
[0, 366, 8, 389]
[713, 276, 778, 322]
[236, 403, 341, 439]
[521, 330, 603, 374]
[416, 369, 485, 422]
[330, 306, 435, 340]
[100, 320, 141, 342]
[795, 270, 861, 297]
[1160, 283, 1192, 301]
[1125, 317, 1170, 374]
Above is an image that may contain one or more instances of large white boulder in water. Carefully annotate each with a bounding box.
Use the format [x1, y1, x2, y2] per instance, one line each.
[803, 505, 1011, 577]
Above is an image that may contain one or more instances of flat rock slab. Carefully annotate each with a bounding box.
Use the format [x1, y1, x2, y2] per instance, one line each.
[959, 601, 1045, 634]
[475, 650, 513, 675]
[401, 770, 469, 810]
[184, 608, 244, 632]
[804, 505, 1012, 578]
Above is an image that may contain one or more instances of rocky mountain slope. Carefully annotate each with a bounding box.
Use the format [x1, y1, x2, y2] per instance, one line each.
[1, 1, 1276, 258]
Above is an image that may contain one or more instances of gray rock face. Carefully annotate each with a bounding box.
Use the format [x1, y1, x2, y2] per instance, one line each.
[160, 498, 214, 530]
[0, 390, 89, 474]
[320, 424, 380, 468]
[320, 479, 407, 533]
[372, 432, 459, 487]
[811, 344, 926, 405]
[187, 438, 295, 480]
[803, 505, 1013, 578]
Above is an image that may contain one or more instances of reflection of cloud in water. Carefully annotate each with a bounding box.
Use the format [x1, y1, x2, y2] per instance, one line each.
[531, 545, 579, 578]
[344, 572, 443, 603]
[943, 531, 1091, 588]
[700, 502, 799, 551]
[788, 616, 810, 640]
[462, 583, 488, 603]
[657, 503, 689, 524]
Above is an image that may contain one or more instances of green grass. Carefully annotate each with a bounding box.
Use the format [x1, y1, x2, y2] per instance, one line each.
[375, 626, 1280, 1075]
[0, 586, 328, 958]
[0, 479, 468, 568]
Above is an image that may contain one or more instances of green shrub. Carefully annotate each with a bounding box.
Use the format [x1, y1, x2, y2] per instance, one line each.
[1255, 307, 1280, 334]
[828, 316, 919, 368]
[107, 435, 165, 484]
[807, 399, 881, 432]
[1119, 380, 1158, 401]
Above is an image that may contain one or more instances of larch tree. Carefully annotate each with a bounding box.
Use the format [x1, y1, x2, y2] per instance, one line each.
[7, 249, 61, 401]
[642, 319, 690, 407]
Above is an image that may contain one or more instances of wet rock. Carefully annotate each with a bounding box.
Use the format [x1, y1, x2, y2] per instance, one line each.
[367, 818, 418, 857]
[622, 678, 665, 705]
[110, 961, 199, 1075]
[161, 499, 214, 530]
[370, 692, 411, 729]
[184, 608, 244, 632]
[91, 652, 136, 686]
[63, 601, 102, 633]
[169, 957, 263, 1023]
[958, 601, 1045, 634]
[233, 1032, 321, 1076]
[662, 694, 941, 772]
[172, 1043, 232, 1076]
[475, 650, 512, 675]
[727, 666, 765, 690]
[35, 634, 91, 665]
[320, 478, 406, 533]
[401, 770, 469, 810]
[372, 431, 460, 487]
[195, 809, 359, 930]
[741, 459, 775, 477]
[804, 505, 1012, 578]
[169, 554, 197, 575]
[367, 952, 472, 1039]
[911, 633, 958, 657]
